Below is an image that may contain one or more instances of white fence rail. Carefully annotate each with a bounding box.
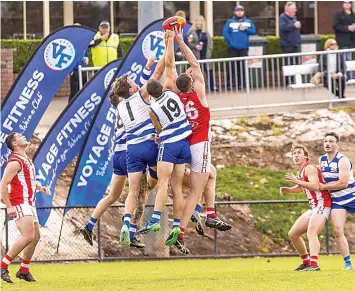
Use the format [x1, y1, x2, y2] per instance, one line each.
[79, 49, 355, 113]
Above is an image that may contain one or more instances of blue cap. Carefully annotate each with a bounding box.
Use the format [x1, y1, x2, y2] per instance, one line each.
[234, 5, 244, 11]
[343, 1, 352, 3]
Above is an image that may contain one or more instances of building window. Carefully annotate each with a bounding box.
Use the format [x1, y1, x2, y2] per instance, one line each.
[240, 1, 276, 36]
[212, 1, 235, 36]
[26, 1, 43, 38]
[73, 1, 110, 30]
[50, 1, 63, 32]
[114, 1, 138, 34]
[1, 1, 23, 39]
[164, 1, 190, 21]
[279, 1, 315, 34]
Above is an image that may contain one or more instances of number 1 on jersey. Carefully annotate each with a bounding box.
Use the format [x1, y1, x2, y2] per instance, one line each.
[126, 102, 135, 121]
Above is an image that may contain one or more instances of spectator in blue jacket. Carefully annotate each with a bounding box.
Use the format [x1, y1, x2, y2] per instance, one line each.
[279, 2, 302, 86]
[279, 2, 301, 54]
[223, 5, 256, 90]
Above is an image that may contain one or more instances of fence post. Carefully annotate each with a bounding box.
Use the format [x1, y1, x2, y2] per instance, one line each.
[214, 203, 218, 258]
[244, 59, 251, 110]
[5, 209, 9, 253]
[78, 65, 83, 90]
[98, 219, 102, 261]
[325, 219, 330, 255]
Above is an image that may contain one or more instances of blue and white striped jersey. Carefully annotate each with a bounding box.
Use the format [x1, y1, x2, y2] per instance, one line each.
[150, 90, 191, 144]
[117, 91, 156, 145]
[114, 113, 126, 152]
[320, 152, 355, 206]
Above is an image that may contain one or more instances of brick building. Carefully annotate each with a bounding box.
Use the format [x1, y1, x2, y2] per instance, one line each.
[0, 1, 349, 38]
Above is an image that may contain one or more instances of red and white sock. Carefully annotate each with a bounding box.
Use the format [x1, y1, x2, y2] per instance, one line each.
[20, 259, 31, 274]
[1, 254, 13, 269]
[310, 255, 318, 267]
[178, 227, 185, 240]
[207, 208, 217, 219]
[301, 254, 310, 265]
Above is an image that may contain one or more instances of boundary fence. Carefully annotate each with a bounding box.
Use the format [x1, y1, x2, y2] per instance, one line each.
[1, 200, 354, 262]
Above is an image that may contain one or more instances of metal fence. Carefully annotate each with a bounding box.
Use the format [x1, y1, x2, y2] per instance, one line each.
[1, 200, 354, 262]
[79, 48, 355, 114]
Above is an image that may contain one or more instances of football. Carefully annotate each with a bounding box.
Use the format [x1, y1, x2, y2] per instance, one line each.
[162, 16, 186, 32]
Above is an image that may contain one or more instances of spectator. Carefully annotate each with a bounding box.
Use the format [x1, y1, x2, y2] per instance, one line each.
[69, 23, 89, 103]
[321, 39, 346, 98]
[223, 5, 256, 90]
[175, 10, 186, 19]
[186, 15, 217, 91]
[279, 2, 301, 54]
[333, 0, 355, 79]
[279, 2, 301, 86]
[90, 20, 123, 67]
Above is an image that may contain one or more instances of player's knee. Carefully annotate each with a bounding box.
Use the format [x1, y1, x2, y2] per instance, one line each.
[306, 228, 317, 238]
[33, 232, 41, 243]
[333, 226, 344, 238]
[23, 233, 34, 245]
[288, 230, 297, 240]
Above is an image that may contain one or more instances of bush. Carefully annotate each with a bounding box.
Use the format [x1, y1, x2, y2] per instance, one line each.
[1, 39, 42, 73]
[1, 34, 337, 73]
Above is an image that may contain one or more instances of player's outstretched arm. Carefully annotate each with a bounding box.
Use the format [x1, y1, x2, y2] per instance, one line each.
[141, 52, 166, 101]
[280, 185, 302, 195]
[320, 158, 350, 191]
[1, 161, 21, 218]
[164, 30, 178, 91]
[174, 27, 207, 106]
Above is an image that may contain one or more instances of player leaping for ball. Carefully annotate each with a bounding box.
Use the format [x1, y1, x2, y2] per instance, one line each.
[117, 53, 167, 248]
[137, 30, 192, 247]
[172, 27, 231, 254]
[280, 144, 332, 271]
[79, 57, 157, 249]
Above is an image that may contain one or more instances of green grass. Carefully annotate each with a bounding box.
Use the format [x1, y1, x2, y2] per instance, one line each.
[216, 166, 316, 245]
[3, 257, 353, 291]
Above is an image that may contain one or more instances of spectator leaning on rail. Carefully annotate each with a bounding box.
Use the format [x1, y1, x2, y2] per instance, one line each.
[321, 39, 346, 99]
[90, 20, 123, 67]
[333, 0, 355, 79]
[223, 5, 256, 90]
[186, 15, 217, 91]
[69, 23, 89, 103]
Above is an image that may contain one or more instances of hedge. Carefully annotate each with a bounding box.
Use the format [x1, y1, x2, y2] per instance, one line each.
[1, 34, 336, 73]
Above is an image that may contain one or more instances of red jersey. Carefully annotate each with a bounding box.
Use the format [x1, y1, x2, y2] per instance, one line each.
[178, 91, 211, 145]
[5, 153, 36, 206]
[298, 162, 331, 209]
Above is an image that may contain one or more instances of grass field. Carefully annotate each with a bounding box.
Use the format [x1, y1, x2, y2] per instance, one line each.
[2, 256, 354, 291]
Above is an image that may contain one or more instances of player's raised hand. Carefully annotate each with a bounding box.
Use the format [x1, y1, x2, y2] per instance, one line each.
[165, 30, 175, 39]
[174, 26, 184, 43]
[146, 56, 156, 69]
[285, 173, 299, 185]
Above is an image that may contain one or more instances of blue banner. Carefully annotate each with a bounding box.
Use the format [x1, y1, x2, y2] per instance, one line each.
[65, 19, 191, 208]
[33, 59, 121, 226]
[0, 26, 96, 174]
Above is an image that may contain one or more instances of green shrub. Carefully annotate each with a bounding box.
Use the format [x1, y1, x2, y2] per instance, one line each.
[1, 39, 42, 73]
[1, 34, 337, 73]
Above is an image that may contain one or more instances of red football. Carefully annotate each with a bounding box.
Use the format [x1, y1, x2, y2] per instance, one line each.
[162, 16, 186, 32]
